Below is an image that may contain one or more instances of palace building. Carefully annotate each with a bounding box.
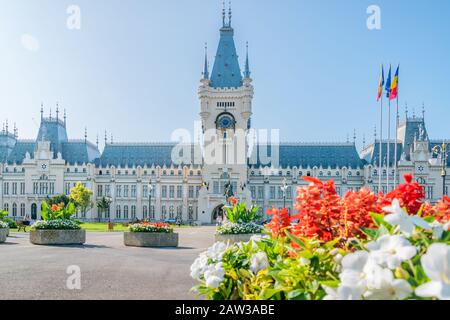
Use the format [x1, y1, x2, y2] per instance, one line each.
[1, 9, 448, 224]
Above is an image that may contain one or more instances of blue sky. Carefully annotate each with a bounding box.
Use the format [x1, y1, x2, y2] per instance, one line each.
[1, 0, 449, 150]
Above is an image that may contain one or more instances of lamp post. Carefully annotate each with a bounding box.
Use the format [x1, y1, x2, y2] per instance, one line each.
[280, 178, 288, 211]
[148, 182, 154, 221]
[432, 142, 450, 197]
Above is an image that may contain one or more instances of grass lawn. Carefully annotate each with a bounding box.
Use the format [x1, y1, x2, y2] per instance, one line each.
[80, 223, 128, 232]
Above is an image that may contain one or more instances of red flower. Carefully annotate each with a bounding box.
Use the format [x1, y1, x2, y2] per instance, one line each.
[266, 207, 291, 238]
[51, 204, 59, 212]
[423, 195, 450, 223]
[378, 173, 425, 214]
[229, 196, 238, 206]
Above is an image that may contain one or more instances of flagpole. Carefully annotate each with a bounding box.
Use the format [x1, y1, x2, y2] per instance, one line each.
[394, 94, 399, 188]
[379, 93, 383, 192]
[387, 98, 391, 191]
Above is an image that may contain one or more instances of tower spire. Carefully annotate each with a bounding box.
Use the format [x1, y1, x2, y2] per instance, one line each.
[202, 43, 209, 80]
[244, 41, 251, 79]
[56, 102, 59, 121]
[84, 127, 87, 144]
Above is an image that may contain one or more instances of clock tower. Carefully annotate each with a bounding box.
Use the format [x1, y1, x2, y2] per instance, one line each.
[197, 5, 254, 224]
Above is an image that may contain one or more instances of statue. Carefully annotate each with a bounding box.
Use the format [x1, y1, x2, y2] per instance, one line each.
[224, 180, 234, 205]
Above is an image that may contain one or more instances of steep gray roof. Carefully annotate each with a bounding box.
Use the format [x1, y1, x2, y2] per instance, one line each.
[61, 141, 101, 165]
[5, 141, 35, 164]
[249, 143, 366, 168]
[36, 118, 68, 155]
[360, 141, 403, 167]
[95, 143, 202, 167]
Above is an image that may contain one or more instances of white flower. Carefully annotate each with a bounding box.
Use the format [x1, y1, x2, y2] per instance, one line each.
[363, 269, 413, 300]
[190, 254, 208, 280]
[367, 235, 417, 269]
[204, 263, 225, 289]
[339, 251, 371, 289]
[207, 242, 228, 261]
[0, 221, 9, 229]
[249, 252, 270, 274]
[415, 243, 450, 300]
[383, 199, 430, 235]
[429, 221, 450, 239]
[323, 285, 364, 300]
[299, 257, 311, 266]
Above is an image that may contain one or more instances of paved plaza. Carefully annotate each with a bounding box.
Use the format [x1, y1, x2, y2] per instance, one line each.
[0, 227, 216, 300]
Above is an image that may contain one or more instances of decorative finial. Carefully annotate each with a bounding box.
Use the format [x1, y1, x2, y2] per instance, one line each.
[228, 1, 232, 26]
[374, 125, 377, 141]
[5, 119, 8, 134]
[64, 109, 67, 126]
[84, 127, 87, 144]
[111, 134, 114, 144]
[56, 102, 59, 121]
[353, 129, 356, 144]
[13, 123, 17, 138]
[363, 134, 366, 149]
[413, 106, 416, 119]
[49, 108, 52, 120]
[244, 41, 251, 78]
[203, 42, 209, 80]
[346, 133, 349, 143]
[422, 102, 425, 120]
[40, 103, 44, 121]
[222, 1, 226, 27]
[96, 134, 99, 148]
[405, 102, 408, 118]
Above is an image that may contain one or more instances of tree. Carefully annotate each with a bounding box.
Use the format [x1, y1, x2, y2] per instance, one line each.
[69, 182, 93, 218]
[46, 194, 70, 207]
[96, 197, 112, 223]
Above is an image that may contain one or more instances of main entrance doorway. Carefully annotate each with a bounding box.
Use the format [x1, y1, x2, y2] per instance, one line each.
[211, 204, 225, 224]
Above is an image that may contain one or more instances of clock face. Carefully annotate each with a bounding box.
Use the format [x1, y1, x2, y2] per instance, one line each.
[218, 115, 234, 129]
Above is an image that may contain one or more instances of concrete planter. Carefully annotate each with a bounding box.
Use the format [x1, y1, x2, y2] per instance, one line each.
[215, 233, 261, 244]
[30, 229, 86, 245]
[124, 232, 179, 248]
[0, 228, 8, 243]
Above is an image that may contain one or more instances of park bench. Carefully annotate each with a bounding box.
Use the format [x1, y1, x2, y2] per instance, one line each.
[16, 220, 29, 232]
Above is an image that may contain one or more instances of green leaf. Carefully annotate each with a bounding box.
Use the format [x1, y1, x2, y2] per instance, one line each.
[370, 212, 385, 227]
[285, 231, 306, 249]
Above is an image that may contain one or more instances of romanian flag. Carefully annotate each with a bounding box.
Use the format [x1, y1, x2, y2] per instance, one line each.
[390, 65, 399, 100]
[377, 65, 384, 101]
[385, 65, 392, 99]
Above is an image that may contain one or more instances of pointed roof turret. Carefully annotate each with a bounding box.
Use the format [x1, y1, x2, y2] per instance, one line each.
[210, 2, 242, 88]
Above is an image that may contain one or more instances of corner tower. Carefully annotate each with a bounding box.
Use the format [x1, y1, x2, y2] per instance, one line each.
[198, 5, 254, 224]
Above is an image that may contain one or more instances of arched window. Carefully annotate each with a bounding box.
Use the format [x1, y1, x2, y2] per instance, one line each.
[162, 205, 167, 220]
[131, 205, 136, 219]
[177, 206, 182, 219]
[150, 206, 155, 220]
[4, 203, 9, 214]
[123, 205, 129, 219]
[31, 203, 37, 220]
[143, 205, 148, 219]
[116, 205, 121, 219]
[20, 203, 25, 217]
[12, 203, 17, 217]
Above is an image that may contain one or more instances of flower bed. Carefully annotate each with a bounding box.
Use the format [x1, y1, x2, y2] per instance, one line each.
[215, 222, 263, 244]
[29, 201, 85, 245]
[0, 221, 9, 243]
[191, 174, 450, 300]
[129, 222, 173, 233]
[32, 220, 81, 230]
[215, 199, 263, 244]
[124, 222, 178, 247]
